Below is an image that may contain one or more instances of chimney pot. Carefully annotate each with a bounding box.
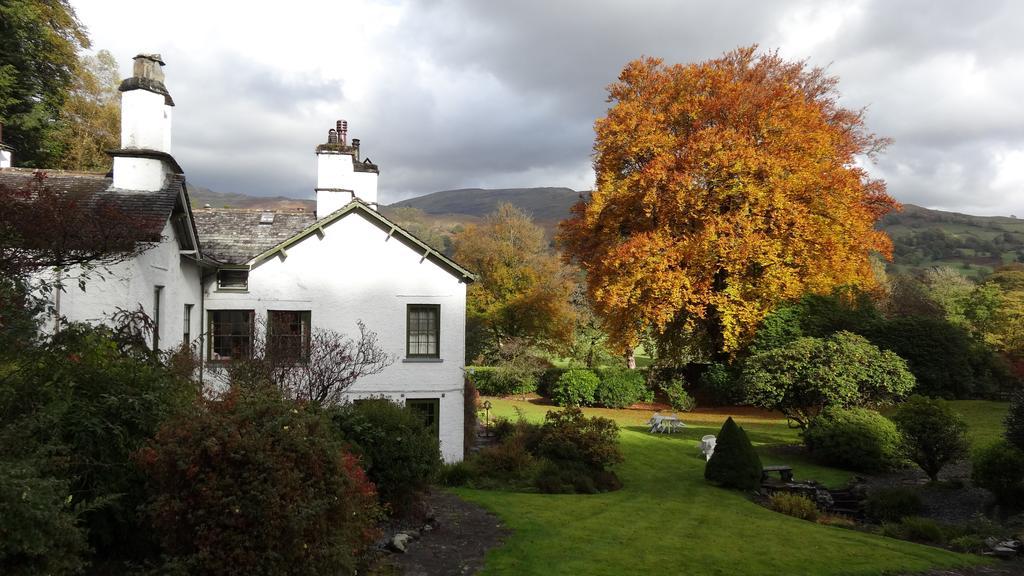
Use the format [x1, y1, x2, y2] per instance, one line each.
[328, 128, 338, 145]
[132, 54, 166, 82]
[352, 138, 360, 160]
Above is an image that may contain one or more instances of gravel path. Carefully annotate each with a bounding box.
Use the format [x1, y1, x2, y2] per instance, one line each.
[370, 491, 510, 576]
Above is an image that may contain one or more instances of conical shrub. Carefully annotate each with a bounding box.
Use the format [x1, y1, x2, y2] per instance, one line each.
[704, 417, 763, 490]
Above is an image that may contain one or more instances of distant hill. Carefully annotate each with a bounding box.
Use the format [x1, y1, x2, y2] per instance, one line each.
[186, 184, 1024, 276]
[879, 204, 1024, 277]
[186, 184, 315, 212]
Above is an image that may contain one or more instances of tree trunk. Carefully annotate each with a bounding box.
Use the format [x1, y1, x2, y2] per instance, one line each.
[624, 349, 636, 370]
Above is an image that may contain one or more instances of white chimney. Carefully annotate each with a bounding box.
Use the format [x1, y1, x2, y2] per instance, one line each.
[112, 54, 176, 191]
[315, 119, 379, 217]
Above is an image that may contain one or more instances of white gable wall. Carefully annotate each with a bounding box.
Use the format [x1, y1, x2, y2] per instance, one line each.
[55, 220, 203, 351]
[204, 211, 467, 461]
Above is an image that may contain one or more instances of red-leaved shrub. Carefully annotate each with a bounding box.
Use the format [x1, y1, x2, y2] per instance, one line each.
[136, 389, 381, 575]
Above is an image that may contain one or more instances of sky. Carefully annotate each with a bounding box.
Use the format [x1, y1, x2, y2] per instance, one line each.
[72, 0, 1024, 216]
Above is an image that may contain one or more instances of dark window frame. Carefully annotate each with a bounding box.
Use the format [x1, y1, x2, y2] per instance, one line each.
[405, 398, 440, 438]
[406, 304, 440, 359]
[216, 269, 249, 291]
[183, 303, 193, 346]
[153, 286, 163, 351]
[267, 310, 312, 364]
[207, 309, 255, 362]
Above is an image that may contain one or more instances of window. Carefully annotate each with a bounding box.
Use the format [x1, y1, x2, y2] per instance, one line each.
[153, 286, 163, 351]
[208, 310, 254, 361]
[183, 304, 193, 346]
[406, 304, 440, 358]
[406, 398, 440, 437]
[268, 310, 311, 363]
[217, 269, 249, 291]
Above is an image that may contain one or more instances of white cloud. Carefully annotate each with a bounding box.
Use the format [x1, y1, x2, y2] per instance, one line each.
[68, 0, 1024, 216]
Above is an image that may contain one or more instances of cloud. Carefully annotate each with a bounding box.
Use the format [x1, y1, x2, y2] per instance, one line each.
[70, 0, 1024, 216]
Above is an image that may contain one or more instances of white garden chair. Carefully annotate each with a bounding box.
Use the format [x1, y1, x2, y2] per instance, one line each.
[700, 435, 717, 460]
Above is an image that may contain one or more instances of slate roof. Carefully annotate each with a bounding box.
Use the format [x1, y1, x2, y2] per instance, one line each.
[0, 168, 185, 243]
[192, 208, 316, 264]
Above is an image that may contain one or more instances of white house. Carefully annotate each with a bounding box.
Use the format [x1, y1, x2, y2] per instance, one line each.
[0, 54, 474, 462]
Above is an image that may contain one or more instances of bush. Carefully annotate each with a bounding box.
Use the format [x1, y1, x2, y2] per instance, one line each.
[137, 389, 381, 575]
[660, 378, 696, 412]
[881, 517, 946, 544]
[699, 363, 745, 406]
[464, 376, 479, 458]
[742, 331, 916, 429]
[0, 324, 194, 564]
[892, 395, 969, 482]
[866, 316, 1007, 399]
[329, 399, 442, 513]
[437, 461, 474, 487]
[551, 369, 599, 407]
[470, 437, 540, 488]
[864, 487, 923, 523]
[1005, 389, 1024, 451]
[705, 417, 763, 490]
[972, 440, 1024, 505]
[803, 408, 903, 473]
[768, 492, 818, 521]
[537, 367, 568, 397]
[468, 366, 536, 396]
[594, 369, 652, 408]
[537, 407, 623, 471]
[0, 463, 88, 576]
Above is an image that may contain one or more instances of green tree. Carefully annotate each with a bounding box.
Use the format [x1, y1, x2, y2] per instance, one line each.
[892, 395, 969, 482]
[742, 331, 915, 429]
[705, 417, 762, 490]
[453, 203, 575, 359]
[0, 0, 89, 166]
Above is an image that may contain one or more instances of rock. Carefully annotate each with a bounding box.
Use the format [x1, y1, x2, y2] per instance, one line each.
[390, 533, 413, 553]
[422, 524, 434, 533]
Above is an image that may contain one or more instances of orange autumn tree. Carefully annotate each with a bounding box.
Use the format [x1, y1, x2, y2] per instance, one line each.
[560, 47, 898, 359]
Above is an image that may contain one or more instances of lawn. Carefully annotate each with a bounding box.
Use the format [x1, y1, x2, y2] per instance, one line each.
[456, 398, 989, 576]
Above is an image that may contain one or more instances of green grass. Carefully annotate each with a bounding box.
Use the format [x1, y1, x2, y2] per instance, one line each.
[951, 400, 1009, 453]
[460, 398, 985, 576]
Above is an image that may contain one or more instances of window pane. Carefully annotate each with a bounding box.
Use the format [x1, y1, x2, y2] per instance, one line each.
[209, 310, 253, 360]
[407, 305, 439, 358]
[268, 310, 311, 362]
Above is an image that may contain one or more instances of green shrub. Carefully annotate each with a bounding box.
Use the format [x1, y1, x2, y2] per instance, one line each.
[972, 440, 1024, 505]
[742, 331, 916, 429]
[537, 407, 623, 472]
[594, 369, 652, 408]
[881, 516, 946, 544]
[437, 461, 474, 487]
[0, 462, 88, 576]
[1005, 389, 1024, 451]
[864, 487, 923, 523]
[705, 417, 763, 490]
[137, 389, 381, 576]
[948, 534, 987, 553]
[468, 366, 536, 396]
[471, 437, 540, 487]
[659, 378, 696, 412]
[892, 395, 969, 482]
[803, 408, 903, 472]
[0, 324, 194, 564]
[551, 369, 599, 407]
[699, 363, 745, 406]
[329, 398, 441, 513]
[538, 367, 568, 397]
[768, 492, 819, 521]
